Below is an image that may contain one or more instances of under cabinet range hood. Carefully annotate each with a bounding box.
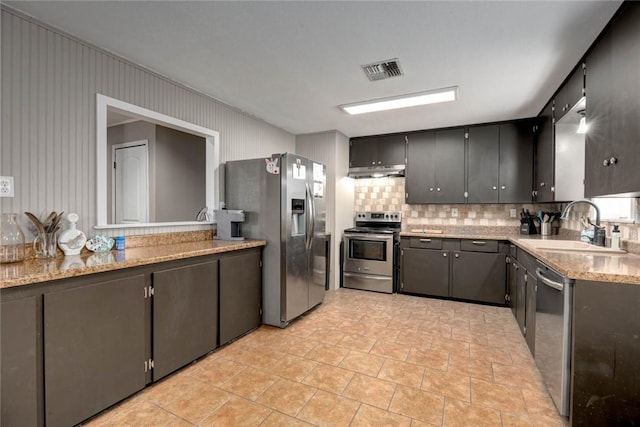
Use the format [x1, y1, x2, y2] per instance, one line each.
[348, 164, 405, 179]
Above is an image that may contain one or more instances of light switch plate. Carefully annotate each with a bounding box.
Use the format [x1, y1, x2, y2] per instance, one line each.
[0, 176, 14, 197]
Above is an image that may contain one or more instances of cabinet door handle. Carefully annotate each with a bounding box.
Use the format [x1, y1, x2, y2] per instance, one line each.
[603, 159, 609, 167]
[443, 252, 447, 257]
[540, 182, 546, 187]
[429, 187, 434, 192]
[471, 241, 487, 245]
[371, 161, 376, 165]
[454, 253, 459, 258]
[436, 188, 441, 192]
[378, 161, 382, 165]
[419, 238, 432, 243]
[501, 185, 506, 190]
[609, 156, 617, 165]
[492, 186, 497, 190]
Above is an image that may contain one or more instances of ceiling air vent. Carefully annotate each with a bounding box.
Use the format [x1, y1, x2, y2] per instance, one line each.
[361, 59, 403, 81]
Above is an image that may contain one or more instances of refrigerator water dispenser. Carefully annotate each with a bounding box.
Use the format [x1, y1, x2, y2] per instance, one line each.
[291, 198, 306, 236]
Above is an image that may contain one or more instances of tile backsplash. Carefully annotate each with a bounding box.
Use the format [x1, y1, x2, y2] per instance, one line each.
[354, 177, 560, 228]
[354, 177, 640, 251]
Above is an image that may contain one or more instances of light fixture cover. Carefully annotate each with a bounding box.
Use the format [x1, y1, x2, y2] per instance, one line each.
[577, 116, 588, 134]
[339, 86, 458, 115]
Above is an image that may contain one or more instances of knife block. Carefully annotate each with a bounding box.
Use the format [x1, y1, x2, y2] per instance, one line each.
[520, 221, 537, 235]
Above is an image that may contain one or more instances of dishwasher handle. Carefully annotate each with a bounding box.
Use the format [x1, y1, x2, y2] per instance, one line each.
[536, 267, 564, 291]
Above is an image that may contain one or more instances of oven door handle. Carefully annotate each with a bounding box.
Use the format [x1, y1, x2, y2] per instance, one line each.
[535, 268, 564, 291]
[343, 272, 392, 281]
[343, 233, 393, 240]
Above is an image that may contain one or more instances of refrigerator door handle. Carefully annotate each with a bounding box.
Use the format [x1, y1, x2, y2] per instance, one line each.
[305, 182, 314, 250]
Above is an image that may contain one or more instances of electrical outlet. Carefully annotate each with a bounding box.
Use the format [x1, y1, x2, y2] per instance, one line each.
[0, 176, 14, 197]
[510, 208, 517, 218]
[451, 207, 459, 218]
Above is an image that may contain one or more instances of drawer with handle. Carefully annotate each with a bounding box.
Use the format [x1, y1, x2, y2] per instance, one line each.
[460, 239, 498, 253]
[409, 237, 443, 250]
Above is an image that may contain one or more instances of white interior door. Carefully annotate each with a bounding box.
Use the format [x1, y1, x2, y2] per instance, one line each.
[113, 141, 149, 223]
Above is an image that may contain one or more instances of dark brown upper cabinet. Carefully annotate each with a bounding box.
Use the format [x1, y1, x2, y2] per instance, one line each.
[585, 2, 640, 197]
[405, 128, 466, 204]
[534, 100, 555, 202]
[349, 133, 407, 168]
[467, 121, 534, 203]
[554, 63, 586, 122]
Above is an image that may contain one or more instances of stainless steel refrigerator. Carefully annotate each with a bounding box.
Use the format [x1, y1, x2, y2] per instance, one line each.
[225, 153, 326, 327]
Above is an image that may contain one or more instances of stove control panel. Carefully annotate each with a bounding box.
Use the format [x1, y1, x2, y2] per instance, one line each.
[355, 211, 402, 223]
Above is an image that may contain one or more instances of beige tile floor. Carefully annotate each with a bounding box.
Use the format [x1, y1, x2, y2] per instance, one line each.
[85, 289, 566, 426]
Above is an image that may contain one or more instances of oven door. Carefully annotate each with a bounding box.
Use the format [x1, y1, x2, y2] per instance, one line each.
[343, 233, 393, 277]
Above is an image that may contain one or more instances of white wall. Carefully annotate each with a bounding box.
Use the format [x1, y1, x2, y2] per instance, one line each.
[0, 7, 295, 238]
[296, 131, 353, 289]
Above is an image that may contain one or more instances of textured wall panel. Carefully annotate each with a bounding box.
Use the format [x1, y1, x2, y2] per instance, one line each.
[1, 8, 295, 238]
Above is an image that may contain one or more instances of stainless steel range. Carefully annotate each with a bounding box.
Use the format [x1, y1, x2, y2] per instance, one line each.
[342, 211, 401, 294]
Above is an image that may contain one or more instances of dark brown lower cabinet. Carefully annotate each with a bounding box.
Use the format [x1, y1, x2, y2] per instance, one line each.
[572, 280, 640, 426]
[508, 261, 518, 318]
[511, 254, 536, 354]
[400, 238, 508, 306]
[219, 250, 262, 345]
[509, 249, 538, 354]
[525, 271, 536, 354]
[451, 251, 506, 304]
[401, 247, 450, 297]
[44, 275, 147, 427]
[515, 261, 527, 336]
[0, 248, 263, 427]
[153, 260, 219, 380]
[1, 296, 42, 427]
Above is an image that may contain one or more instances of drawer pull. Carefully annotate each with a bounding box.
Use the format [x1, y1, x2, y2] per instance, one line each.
[443, 253, 447, 257]
[471, 241, 487, 245]
[419, 238, 432, 243]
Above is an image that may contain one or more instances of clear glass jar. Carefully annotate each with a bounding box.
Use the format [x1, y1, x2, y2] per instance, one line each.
[1, 213, 26, 263]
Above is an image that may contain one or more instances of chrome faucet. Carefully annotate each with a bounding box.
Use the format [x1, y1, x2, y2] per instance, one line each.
[560, 199, 605, 246]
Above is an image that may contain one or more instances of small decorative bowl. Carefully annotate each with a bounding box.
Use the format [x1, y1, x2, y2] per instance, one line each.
[86, 235, 115, 252]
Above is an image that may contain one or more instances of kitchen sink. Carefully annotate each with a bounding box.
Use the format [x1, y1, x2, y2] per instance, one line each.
[518, 239, 626, 254]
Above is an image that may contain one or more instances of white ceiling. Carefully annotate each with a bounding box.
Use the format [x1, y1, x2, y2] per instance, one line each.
[6, 1, 622, 138]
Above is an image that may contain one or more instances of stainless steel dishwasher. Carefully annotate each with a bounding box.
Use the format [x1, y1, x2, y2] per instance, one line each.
[534, 261, 574, 417]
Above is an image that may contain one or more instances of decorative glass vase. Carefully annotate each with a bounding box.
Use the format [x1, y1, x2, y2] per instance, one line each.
[33, 230, 58, 259]
[1, 213, 26, 263]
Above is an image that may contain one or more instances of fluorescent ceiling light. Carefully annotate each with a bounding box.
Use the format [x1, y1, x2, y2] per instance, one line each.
[340, 87, 458, 115]
[577, 116, 588, 134]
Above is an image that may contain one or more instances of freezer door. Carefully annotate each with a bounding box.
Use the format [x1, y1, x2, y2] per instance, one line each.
[309, 160, 326, 307]
[281, 154, 312, 322]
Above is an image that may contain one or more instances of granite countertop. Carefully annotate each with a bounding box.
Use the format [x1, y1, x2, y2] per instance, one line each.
[401, 228, 519, 240]
[0, 239, 266, 290]
[513, 236, 640, 285]
[401, 229, 640, 285]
